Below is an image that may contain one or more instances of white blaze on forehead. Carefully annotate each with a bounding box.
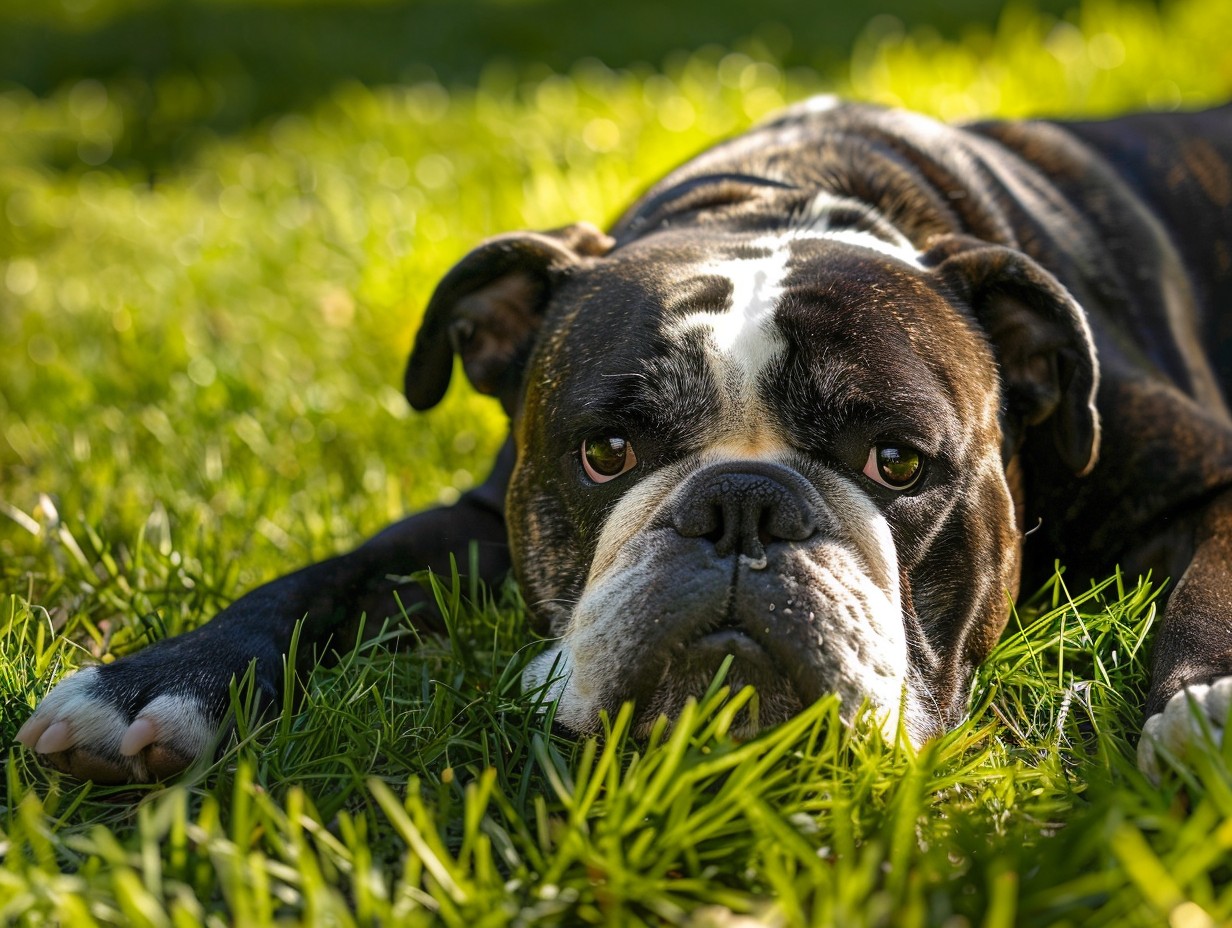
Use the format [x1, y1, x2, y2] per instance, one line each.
[695, 248, 788, 355]
[667, 195, 922, 420]
[671, 237, 792, 408]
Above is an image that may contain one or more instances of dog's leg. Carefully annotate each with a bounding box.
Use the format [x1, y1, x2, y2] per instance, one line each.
[1138, 489, 1232, 781]
[15, 439, 514, 784]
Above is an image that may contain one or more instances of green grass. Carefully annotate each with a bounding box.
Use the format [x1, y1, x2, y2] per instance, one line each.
[4, 0, 1232, 924]
[0, 0, 1081, 173]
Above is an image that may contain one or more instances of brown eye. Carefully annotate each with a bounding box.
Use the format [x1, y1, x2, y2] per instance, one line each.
[581, 436, 637, 483]
[863, 444, 922, 490]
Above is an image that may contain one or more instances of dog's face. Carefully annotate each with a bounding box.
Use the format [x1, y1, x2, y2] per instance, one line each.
[506, 226, 1020, 744]
[407, 191, 1100, 744]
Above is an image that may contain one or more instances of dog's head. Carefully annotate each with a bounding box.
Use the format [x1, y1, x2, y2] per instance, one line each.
[405, 187, 1099, 742]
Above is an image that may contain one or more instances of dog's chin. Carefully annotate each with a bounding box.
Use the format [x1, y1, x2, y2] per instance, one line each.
[631, 638, 807, 739]
[523, 635, 807, 739]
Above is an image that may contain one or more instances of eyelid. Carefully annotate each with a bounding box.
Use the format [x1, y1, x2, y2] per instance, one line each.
[868, 428, 938, 457]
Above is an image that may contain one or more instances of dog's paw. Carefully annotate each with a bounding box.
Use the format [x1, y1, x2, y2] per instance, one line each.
[1137, 678, 1232, 783]
[15, 664, 220, 784]
[15, 625, 280, 784]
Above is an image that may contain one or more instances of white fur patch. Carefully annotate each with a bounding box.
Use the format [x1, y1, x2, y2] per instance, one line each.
[790, 467, 913, 739]
[672, 239, 791, 419]
[1138, 677, 1232, 783]
[17, 666, 128, 754]
[786, 94, 841, 116]
[522, 645, 574, 706]
[526, 462, 692, 731]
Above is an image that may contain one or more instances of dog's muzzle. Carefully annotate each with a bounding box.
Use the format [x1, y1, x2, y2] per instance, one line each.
[525, 456, 912, 740]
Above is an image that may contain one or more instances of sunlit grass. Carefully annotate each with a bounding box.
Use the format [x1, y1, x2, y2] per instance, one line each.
[5, 569, 1230, 925]
[4, 0, 1232, 923]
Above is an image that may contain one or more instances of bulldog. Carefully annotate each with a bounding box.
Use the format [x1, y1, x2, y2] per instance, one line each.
[17, 98, 1232, 784]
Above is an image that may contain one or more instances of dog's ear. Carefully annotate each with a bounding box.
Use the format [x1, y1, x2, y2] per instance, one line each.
[405, 222, 614, 413]
[927, 237, 1101, 476]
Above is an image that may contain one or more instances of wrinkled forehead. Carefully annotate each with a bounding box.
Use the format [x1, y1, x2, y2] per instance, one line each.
[538, 225, 992, 448]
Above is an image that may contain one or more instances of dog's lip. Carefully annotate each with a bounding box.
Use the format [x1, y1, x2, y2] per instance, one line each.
[689, 625, 777, 672]
[680, 607, 825, 706]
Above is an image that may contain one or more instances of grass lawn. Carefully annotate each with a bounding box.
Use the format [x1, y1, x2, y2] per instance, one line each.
[4, 0, 1232, 924]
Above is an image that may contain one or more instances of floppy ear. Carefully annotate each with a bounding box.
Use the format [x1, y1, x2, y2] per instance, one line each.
[405, 222, 614, 413]
[926, 237, 1101, 476]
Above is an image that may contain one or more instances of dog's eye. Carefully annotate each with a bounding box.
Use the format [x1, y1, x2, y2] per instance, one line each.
[863, 444, 923, 490]
[581, 436, 637, 483]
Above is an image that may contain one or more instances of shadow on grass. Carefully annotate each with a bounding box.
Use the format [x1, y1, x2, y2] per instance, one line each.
[0, 0, 1079, 171]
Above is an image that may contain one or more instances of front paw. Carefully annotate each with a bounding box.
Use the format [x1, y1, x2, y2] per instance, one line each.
[15, 629, 278, 784]
[1137, 677, 1232, 783]
[16, 665, 217, 783]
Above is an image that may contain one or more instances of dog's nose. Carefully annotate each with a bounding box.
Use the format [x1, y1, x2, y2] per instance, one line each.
[671, 467, 817, 559]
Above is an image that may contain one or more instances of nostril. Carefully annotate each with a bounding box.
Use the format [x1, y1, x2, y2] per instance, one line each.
[672, 466, 819, 556]
[763, 506, 816, 545]
[675, 500, 722, 541]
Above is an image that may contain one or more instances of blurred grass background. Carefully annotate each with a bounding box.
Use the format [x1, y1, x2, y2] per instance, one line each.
[0, 0, 1081, 172]
[4, 0, 1232, 925]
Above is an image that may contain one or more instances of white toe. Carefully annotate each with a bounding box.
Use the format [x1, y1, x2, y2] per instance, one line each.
[33, 720, 76, 754]
[17, 667, 128, 756]
[15, 712, 52, 750]
[129, 693, 214, 760]
[1159, 685, 1216, 754]
[119, 717, 160, 757]
[1206, 677, 1232, 727]
[1137, 724, 1161, 784]
[1138, 677, 1230, 782]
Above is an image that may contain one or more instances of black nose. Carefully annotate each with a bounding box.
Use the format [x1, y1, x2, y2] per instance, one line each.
[671, 465, 818, 558]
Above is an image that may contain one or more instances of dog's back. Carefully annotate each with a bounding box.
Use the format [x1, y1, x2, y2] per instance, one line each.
[1013, 105, 1232, 395]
